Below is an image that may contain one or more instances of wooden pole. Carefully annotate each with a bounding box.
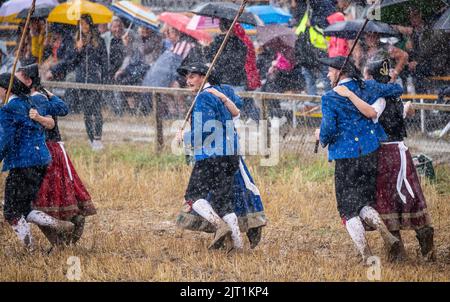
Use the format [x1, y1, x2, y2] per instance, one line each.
[314, 0, 384, 153]
[180, 0, 249, 131]
[3, 0, 37, 104]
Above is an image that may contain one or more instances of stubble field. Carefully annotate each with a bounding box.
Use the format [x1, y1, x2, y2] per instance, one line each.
[0, 137, 449, 281]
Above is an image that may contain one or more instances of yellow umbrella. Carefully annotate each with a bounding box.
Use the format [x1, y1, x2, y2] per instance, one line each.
[47, 0, 113, 25]
[0, 15, 22, 24]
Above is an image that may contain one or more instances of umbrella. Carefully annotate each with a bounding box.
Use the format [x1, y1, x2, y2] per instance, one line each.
[324, 20, 400, 39]
[434, 7, 450, 30]
[186, 15, 257, 35]
[0, 0, 58, 23]
[377, 0, 448, 26]
[47, 0, 113, 25]
[158, 12, 212, 45]
[110, 1, 159, 32]
[17, 5, 55, 19]
[247, 5, 292, 24]
[257, 24, 296, 48]
[190, 2, 262, 26]
[187, 14, 220, 31]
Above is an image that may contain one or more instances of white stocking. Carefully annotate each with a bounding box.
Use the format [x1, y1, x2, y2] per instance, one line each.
[345, 217, 370, 260]
[26, 210, 59, 227]
[11, 216, 33, 248]
[222, 213, 243, 249]
[192, 199, 223, 227]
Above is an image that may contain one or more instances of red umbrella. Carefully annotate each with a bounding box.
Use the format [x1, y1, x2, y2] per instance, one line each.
[158, 12, 212, 45]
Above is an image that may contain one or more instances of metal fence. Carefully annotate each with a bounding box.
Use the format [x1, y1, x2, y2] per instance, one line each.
[42, 81, 450, 164]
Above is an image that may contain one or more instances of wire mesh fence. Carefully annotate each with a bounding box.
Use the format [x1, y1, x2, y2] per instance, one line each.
[43, 81, 450, 164]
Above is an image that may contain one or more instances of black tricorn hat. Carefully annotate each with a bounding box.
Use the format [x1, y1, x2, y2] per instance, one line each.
[18, 63, 41, 87]
[318, 56, 360, 76]
[0, 72, 31, 98]
[318, 56, 364, 87]
[177, 62, 221, 85]
[177, 62, 209, 77]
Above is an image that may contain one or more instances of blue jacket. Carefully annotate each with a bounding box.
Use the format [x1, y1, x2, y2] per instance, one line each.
[189, 85, 243, 161]
[320, 79, 404, 161]
[0, 94, 69, 171]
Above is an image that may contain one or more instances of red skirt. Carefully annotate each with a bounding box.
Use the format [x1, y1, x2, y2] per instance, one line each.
[375, 143, 432, 231]
[33, 141, 97, 220]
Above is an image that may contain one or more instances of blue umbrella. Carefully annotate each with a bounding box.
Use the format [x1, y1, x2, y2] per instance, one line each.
[247, 5, 292, 24]
[110, 1, 159, 32]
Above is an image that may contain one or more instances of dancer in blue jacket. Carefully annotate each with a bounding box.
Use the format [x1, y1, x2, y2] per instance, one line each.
[0, 72, 72, 249]
[177, 62, 245, 252]
[176, 64, 266, 250]
[316, 56, 404, 263]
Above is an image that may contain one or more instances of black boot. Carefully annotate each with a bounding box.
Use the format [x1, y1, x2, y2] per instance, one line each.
[416, 226, 436, 261]
[38, 225, 66, 246]
[71, 215, 86, 245]
[209, 233, 226, 250]
[386, 231, 407, 262]
[247, 227, 263, 249]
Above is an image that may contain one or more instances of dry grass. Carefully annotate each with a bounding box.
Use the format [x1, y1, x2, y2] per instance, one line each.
[0, 139, 449, 282]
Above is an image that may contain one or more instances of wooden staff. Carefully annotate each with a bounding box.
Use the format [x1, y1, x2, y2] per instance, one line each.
[3, 0, 37, 104]
[314, 0, 385, 153]
[180, 0, 249, 132]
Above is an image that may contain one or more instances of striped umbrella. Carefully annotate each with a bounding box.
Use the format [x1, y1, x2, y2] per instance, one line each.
[110, 0, 159, 32]
[158, 12, 212, 45]
[186, 15, 258, 35]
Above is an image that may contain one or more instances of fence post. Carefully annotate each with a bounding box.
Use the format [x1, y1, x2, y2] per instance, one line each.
[262, 97, 271, 157]
[420, 98, 425, 133]
[153, 93, 164, 153]
[292, 101, 297, 129]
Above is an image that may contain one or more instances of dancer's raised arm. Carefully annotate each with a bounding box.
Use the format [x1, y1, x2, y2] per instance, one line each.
[334, 85, 384, 121]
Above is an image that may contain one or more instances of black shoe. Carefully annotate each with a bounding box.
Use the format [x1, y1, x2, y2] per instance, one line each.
[208, 222, 231, 250]
[247, 227, 262, 249]
[416, 226, 436, 261]
[71, 215, 86, 245]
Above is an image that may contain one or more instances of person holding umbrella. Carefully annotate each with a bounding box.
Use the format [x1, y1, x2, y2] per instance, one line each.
[324, 19, 409, 83]
[315, 56, 405, 264]
[206, 18, 261, 123]
[206, 18, 247, 91]
[47, 14, 108, 151]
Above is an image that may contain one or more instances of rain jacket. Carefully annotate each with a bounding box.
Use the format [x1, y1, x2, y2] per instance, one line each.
[326, 12, 350, 58]
[206, 35, 247, 87]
